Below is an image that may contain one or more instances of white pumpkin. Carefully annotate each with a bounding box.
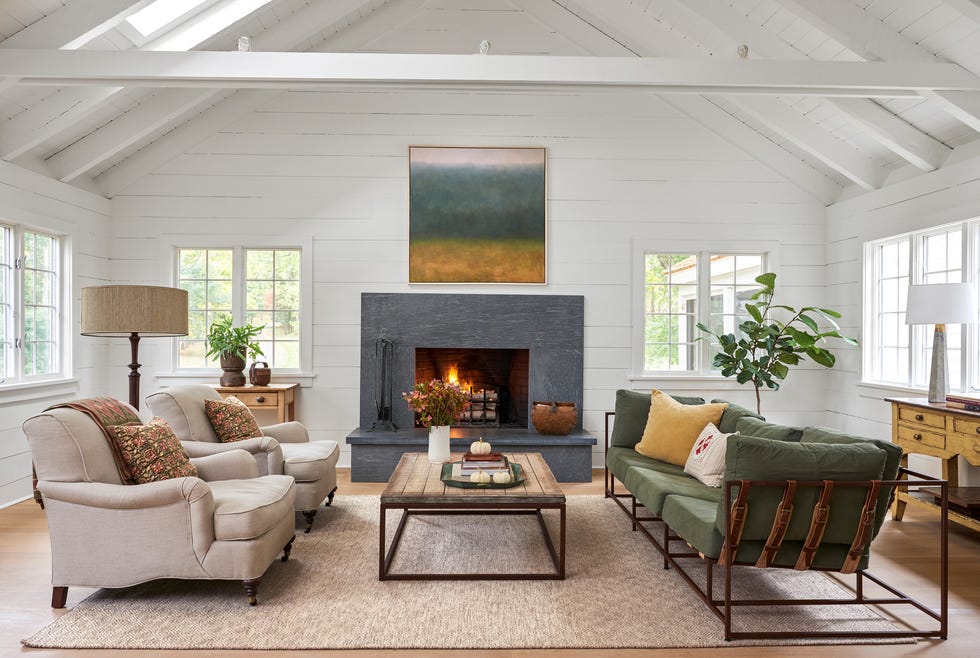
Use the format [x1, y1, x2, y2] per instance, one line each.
[470, 470, 492, 484]
[492, 470, 512, 484]
[470, 438, 492, 455]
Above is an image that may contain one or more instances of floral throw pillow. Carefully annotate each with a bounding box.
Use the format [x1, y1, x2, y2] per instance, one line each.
[108, 417, 198, 485]
[205, 396, 263, 443]
[683, 422, 737, 488]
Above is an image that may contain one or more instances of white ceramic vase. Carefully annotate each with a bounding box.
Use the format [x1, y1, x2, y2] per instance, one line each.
[428, 425, 451, 463]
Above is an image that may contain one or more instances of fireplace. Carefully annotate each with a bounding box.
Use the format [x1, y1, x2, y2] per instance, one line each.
[349, 293, 595, 482]
[414, 348, 530, 427]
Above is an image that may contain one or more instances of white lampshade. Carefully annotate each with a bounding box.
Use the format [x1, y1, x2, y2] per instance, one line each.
[905, 283, 978, 325]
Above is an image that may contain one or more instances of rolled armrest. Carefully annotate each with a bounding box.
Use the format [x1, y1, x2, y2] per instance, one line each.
[191, 449, 259, 481]
[181, 436, 283, 476]
[261, 421, 309, 443]
[38, 478, 210, 510]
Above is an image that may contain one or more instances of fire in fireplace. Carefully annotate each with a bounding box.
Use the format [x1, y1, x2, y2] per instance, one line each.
[414, 348, 529, 427]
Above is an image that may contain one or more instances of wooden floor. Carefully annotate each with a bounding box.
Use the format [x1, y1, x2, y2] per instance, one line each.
[2, 469, 979, 657]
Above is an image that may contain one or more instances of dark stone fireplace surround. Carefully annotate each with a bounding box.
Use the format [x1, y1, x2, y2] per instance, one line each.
[347, 293, 596, 481]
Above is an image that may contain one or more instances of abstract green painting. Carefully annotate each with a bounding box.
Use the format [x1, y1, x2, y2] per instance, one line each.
[409, 146, 546, 283]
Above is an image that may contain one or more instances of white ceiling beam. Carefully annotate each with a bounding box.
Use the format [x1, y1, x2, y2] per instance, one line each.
[0, 49, 975, 94]
[0, 86, 121, 159]
[0, 0, 153, 50]
[774, 0, 980, 133]
[47, 89, 208, 182]
[555, 0, 840, 203]
[46, 0, 385, 182]
[671, 0, 949, 172]
[943, 0, 980, 23]
[731, 95, 886, 190]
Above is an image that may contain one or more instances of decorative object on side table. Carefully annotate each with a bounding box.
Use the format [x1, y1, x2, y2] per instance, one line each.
[249, 361, 271, 386]
[402, 379, 470, 463]
[80, 285, 188, 409]
[696, 272, 857, 414]
[205, 316, 265, 387]
[531, 401, 578, 435]
[905, 282, 978, 403]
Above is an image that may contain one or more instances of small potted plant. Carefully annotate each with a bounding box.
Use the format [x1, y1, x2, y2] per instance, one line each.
[205, 316, 265, 386]
[403, 379, 470, 463]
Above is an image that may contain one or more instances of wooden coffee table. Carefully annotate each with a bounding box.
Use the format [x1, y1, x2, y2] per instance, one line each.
[379, 452, 566, 581]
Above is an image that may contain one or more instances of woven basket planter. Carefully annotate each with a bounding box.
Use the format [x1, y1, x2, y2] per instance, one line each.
[531, 401, 578, 435]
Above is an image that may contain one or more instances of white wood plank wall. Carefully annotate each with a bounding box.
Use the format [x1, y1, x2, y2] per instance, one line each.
[0, 163, 111, 507]
[110, 89, 830, 471]
[827, 153, 980, 485]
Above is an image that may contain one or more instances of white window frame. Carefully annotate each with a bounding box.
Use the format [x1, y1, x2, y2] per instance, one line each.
[863, 219, 979, 393]
[163, 236, 313, 380]
[0, 223, 69, 387]
[631, 240, 779, 379]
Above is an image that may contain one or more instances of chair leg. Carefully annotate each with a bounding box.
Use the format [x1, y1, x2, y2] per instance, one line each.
[325, 486, 337, 507]
[281, 536, 295, 563]
[302, 510, 317, 533]
[51, 586, 68, 608]
[243, 578, 260, 606]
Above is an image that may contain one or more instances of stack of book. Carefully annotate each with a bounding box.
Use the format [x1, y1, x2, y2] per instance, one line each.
[459, 451, 509, 474]
[946, 394, 980, 412]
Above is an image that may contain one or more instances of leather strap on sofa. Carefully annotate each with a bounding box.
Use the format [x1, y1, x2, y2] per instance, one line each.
[718, 480, 751, 566]
[840, 480, 882, 574]
[794, 480, 835, 571]
[755, 480, 798, 568]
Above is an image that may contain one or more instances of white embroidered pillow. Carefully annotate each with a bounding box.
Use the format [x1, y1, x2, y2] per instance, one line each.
[683, 422, 736, 488]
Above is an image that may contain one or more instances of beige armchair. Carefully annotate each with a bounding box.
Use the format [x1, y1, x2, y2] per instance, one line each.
[146, 384, 339, 533]
[24, 404, 297, 607]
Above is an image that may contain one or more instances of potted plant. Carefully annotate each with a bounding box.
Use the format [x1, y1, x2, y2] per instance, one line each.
[205, 316, 265, 386]
[696, 272, 857, 414]
[403, 379, 470, 463]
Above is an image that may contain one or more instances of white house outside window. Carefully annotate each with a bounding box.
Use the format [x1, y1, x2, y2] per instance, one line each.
[634, 242, 772, 377]
[0, 223, 65, 384]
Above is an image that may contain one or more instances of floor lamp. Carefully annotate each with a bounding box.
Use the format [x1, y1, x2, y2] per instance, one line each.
[81, 286, 189, 410]
[905, 282, 978, 403]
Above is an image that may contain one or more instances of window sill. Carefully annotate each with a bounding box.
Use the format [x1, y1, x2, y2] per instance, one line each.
[627, 375, 767, 391]
[856, 381, 927, 398]
[0, 377, 79, 405]
[155, 372, 317, 388]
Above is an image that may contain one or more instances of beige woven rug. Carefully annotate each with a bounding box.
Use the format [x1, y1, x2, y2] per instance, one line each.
[24, 495, 909, 649]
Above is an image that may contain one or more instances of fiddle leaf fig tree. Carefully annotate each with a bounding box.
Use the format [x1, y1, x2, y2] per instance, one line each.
[696, 272, 857, 414]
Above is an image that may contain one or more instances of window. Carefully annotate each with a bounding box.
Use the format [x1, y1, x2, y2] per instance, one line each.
[0, 224, 65, 384]
[634, 243, 770, 376]
[865, 220, 979, 391]
[175, 246, 304, 371]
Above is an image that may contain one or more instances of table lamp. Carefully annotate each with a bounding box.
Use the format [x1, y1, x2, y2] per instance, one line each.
[81, 286, 188, 410]
[905, 282, 978, 403]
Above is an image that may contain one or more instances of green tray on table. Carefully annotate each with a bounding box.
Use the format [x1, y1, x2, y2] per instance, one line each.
[440, 461, 525, 488]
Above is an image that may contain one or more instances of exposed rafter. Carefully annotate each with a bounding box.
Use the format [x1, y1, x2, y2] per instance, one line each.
[0, 0, 152, 51]
[774, 0, 980, 134]
[668, 0, 949, 171]
[0, 49, 974, 94]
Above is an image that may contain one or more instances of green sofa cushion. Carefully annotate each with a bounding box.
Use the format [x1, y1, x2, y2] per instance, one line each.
[713, 400, 764, 434]
[715, 435, 887, 545]
[608, 389, 705, 449]
[606, 446, 686, 483]
[625, 466, 721, 516]
[801, 426, 903, 537]
[735, 416, 803, 442]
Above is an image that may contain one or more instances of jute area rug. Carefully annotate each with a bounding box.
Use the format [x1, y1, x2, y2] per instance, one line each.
[24, 495, 908, 650]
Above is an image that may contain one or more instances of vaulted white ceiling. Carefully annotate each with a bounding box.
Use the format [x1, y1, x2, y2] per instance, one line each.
[0, 0, 979, 204]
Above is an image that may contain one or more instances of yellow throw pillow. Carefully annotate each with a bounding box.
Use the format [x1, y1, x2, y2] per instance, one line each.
[634, 390, 728, 466]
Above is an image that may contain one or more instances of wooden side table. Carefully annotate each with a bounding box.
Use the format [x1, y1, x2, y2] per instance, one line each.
[213, 383, 298, 423]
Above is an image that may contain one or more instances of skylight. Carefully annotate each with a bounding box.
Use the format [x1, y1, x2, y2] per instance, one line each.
[126, 0, 210, 37]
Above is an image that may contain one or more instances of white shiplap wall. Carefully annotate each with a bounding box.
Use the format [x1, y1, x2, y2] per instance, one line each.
[109, 87, 831, 470]
[0, 161, 111, 507]
[826, 147, 980, 485]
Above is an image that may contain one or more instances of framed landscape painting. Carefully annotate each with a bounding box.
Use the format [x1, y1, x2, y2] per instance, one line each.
[409, 146, 546, 283]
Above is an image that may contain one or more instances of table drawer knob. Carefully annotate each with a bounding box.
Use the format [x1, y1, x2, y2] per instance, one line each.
[913, 433, 923, 441]
[256, 395, 265, 403]
[976, 427, 980, 434]
[915, 413, 924, 421]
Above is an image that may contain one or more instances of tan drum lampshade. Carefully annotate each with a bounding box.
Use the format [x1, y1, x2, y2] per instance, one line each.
[81, 286, 188, 409]
[81, 286, 188, 337]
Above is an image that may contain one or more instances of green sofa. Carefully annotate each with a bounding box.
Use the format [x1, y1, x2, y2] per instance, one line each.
[604, 389, 946, 641]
